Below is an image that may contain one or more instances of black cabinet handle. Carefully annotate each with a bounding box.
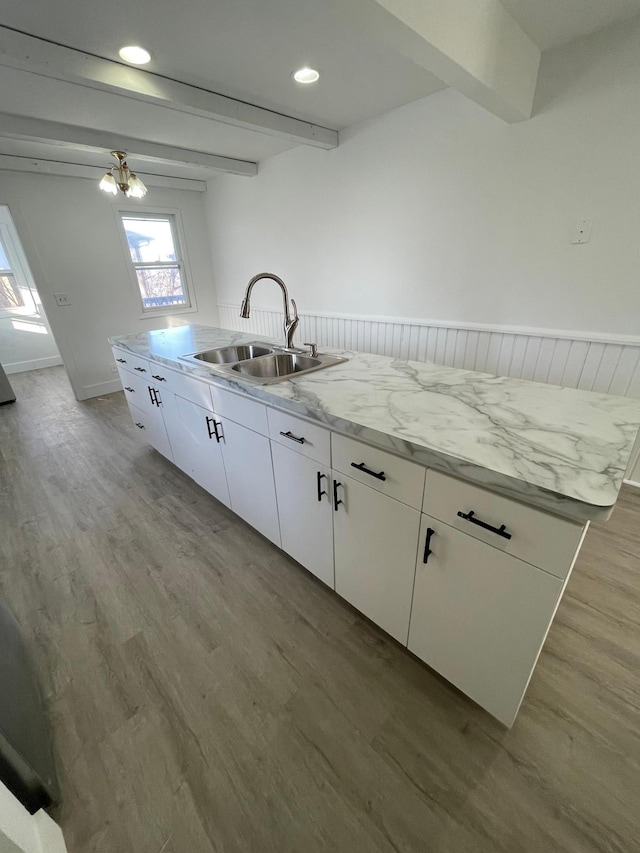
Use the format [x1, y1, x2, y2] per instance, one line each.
[423, 527, 435, 564]
[333, 480, 343, 512]
[351, 461, 386, 481]
[135, 422, 145, 429]
[317, 472, 327, 501]
[116, 358, 126, 363]
[148, 387, 160, 407]
[152, 374, 166, 381]
[280, 430, 305, 444]
[457, 510, 512, 540]
[213, 420, 223, 443]
[134, 366, 147, 372]
[206, 416, 216, 439]
[124, 386, 134, 393]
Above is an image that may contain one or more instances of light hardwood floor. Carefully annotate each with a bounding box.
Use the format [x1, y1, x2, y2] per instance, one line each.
[1, 366, 639, 853]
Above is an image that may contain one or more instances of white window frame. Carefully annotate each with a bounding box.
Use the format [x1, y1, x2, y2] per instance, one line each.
[0, 206, 41, 320]
[115, 207, 198, 319]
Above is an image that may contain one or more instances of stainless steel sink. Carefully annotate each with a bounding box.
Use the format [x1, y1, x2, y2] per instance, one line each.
[181, 342, 273, 365]
[231, 353, 320, 378]
[179, 341, 347, 384]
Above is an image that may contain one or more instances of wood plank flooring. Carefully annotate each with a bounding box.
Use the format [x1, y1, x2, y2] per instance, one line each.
[1, 366, 639, 853]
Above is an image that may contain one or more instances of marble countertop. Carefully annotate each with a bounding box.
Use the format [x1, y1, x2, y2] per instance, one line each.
[109, 324, 640, 523]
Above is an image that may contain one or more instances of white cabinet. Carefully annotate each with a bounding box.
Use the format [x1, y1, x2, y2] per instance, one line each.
[218, 417, 281, 546]
[127, 402, 173, 462]
[333, 474, 421, 643]
[408, 514, 564, 726]
[173, 396, 230, 508]
[271, 441, 334, 587]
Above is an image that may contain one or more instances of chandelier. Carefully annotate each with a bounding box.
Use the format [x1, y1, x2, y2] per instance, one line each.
[99, 151, 148, 198]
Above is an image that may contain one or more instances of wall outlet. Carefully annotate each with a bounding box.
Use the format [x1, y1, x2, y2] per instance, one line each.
[53, 292, 72, 306]
[571, 219, 592, 244]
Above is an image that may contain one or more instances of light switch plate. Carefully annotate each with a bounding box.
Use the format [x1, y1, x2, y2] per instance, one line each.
[571, 219, 592, 244]
[53, 292, 72, 306]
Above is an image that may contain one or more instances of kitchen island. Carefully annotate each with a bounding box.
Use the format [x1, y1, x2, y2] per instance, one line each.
[109, 324, 640, 725]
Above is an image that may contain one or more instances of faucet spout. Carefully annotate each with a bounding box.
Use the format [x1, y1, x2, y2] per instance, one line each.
[239, 273, 299, 349]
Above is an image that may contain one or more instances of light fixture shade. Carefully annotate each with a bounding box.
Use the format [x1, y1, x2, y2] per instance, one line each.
[126, 173, 148, 199]
[99, 171, 118, 195]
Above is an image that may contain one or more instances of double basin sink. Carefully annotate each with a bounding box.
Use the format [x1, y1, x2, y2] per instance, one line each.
[180, 342, 347, 384]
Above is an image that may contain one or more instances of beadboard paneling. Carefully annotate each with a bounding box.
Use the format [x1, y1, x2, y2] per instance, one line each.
[218, 304, 640, 400]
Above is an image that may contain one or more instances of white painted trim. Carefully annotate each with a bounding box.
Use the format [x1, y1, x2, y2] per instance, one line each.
[78, 378, 122, 400]
[623, 479, 640, 489]
[0, 781, 67, 853]
[0, 155, 207, 191]
[217, 304, 640, 347]
[0, 28, 338, 149]
[0, 113, 257, 177]
[3, 355, 63, 374]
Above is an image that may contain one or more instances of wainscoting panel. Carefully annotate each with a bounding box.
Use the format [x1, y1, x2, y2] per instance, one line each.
[218, 304, 640, 400]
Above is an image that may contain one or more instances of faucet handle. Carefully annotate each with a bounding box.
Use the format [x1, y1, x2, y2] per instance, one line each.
[304, 342, 318, 357]
[290, 297, 299, 320]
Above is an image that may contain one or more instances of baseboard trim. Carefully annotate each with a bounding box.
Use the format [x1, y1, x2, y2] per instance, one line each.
[79, 378, 122, 401]
[3, 355, 63, 374]
[623, 478, 640, 489]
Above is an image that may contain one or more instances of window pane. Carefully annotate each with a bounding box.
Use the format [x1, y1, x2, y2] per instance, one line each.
[122, 217, 177, 264]
[135, 266, 187, 310]
[0, 237, 10, 271]
[0, 274, 24, 310]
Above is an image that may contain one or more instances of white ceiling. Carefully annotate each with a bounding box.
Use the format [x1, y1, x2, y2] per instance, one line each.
[0, 0, 639, 181]
[501, 0, 640, 52]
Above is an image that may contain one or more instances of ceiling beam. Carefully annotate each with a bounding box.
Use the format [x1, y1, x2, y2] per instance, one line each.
[0, 113, 257, 177]
[0, 26, 338, 149]
[0, 155, 207, 191]
[337, 0, 541, 122]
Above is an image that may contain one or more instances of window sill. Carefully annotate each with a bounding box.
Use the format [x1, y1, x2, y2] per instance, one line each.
[138, 305, 198, 321]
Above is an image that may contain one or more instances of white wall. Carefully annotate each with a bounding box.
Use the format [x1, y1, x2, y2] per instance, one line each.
[0, 205, 61, 374]
[0, 780, 67, 853]
[0, 173, 219, 399]
[205, 16, 640, 338]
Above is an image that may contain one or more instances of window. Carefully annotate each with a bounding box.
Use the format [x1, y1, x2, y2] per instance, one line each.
[119, 212, 192, 313]
[0, 209, 39, 317]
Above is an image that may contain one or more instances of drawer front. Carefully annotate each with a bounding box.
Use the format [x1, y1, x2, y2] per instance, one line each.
[209, 385, 269, 436]
[112, 347, 150, 376]
[422, 469, 586, 578]
[146, 361, 212, 410]
[118, 365, 157, 415]
[268, 408, 331, 467]
[127, 402, 173, 461]
[331, 433, 426, 509]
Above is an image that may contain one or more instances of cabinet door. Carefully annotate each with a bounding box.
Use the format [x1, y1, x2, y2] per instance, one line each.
[408, 514, 563, 726]
[333, 474, 421, 643]
[174, 396, 230, 508]
[128, 402, 173, 461]
[271, 442, 334, 587]
[219, 418, 281, 546]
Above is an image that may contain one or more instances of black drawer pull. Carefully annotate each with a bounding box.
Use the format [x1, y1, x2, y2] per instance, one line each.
[152, 374, 166, 381]
[333, 480, 343, 512]
[351, 461, 386, 481]
[317, 471, 327, 501]
[457, 510, 512, 540]
[134, 366, 147, 372]
[423, 527, 435, 564]
[280, 430, 305, 444]
[135, 422, 145, 429]
[116, 358, 126, 363]
[124, 386, 134, 393]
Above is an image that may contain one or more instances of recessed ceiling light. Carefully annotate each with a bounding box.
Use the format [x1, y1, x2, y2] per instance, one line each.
[119, 45, 151, 65]
[293, 67, 320, 84]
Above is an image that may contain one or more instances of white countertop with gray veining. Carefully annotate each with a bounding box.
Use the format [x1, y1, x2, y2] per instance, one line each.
[108, 324, 640, 523]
